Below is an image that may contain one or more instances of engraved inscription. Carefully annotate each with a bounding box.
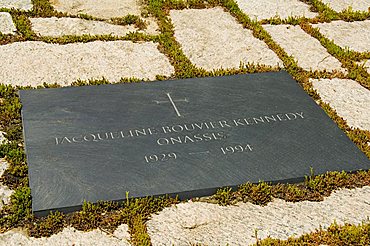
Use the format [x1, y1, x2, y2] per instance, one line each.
[188, 151, 210, 155]
[154, 93, 188, 117]
[221, 144, 253, 155]
[144, 153, 177, 163]
[54, 112, 305, 146]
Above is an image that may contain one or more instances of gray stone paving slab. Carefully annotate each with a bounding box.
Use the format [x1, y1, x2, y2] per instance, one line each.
[320, 0, 370, 12]
[0, 41, 174, 86]
[50, 0, 141, 19]
[147, 187, 370, 245]
[311, 78, 370, 130]
[235, 0, 317, 20]
[170, 7, 282, 71]
[313, 20, 370, 53]
[0, 12, 16, 34]
[0, 0, 32, 11]
[263, 24, 344, 72]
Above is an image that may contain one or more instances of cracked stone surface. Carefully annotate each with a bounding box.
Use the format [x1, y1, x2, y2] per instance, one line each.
[0, 41, 174, 86]
[170, 7, 282, 71]
[50, 0, 142, 19]
[147, 186, 370, 245]
[30, 17, 159, 37]
[0, 12, 16, 34]
[311, 78, 370, 130]
[263, 24, 344, 72]
[313, 20, 370, 53]
[320, 0, 370, 12]
[235, 0, 317, 20]
[0, 225, 131, 245]
[0, 0, 32, 11]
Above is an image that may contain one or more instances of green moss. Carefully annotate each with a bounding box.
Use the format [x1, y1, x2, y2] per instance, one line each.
[111, 15, 148, 30]
[338, 7, 370, 22]
[305, 171, 351, 195]
[238, 182, 273, 205]
[11, 12, 36, 40]
[213, 187, 235, 206]
[129, 215, 151, 245]
[31, 0, 56, 17]
[27, 211, 65, 237]
[0, 187, 32, 230]
[271, 183, 310, 202]
[309, 0, 340, 22]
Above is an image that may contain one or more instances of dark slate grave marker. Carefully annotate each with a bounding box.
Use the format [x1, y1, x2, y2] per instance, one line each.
[20, 71, 370, 216]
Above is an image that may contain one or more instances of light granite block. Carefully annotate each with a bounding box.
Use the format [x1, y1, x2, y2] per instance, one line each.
[235, 0, 317, 20]
[313, 20, 370, 53]
[147, 187, 370, 245]
[311, 78, 370, 130]
[50, 0, 141, 19]
[170, 7, 282, 71]
[0, 12, 16, 34]
[0, 0, 32, 11]
[320, 0, 370, 12]
[0, 41, 174, 86]
[264, 24, 344, 72]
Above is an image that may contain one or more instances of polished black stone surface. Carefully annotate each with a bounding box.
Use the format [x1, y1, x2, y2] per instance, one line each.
[20, 71, 370, 216]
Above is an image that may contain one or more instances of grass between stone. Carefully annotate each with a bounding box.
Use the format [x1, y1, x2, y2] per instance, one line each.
[252, 221, 370, 245]
[0, 0, 370, 245]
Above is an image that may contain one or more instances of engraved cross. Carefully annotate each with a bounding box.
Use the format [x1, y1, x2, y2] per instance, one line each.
[154, 93, 188, 117]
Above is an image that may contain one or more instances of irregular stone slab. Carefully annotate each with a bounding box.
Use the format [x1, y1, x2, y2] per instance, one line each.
[0, 185, 13, 210]
[235, 0, 317, 20]
[0, 159, 13, 210]
[30, 17, 158, 37]
[0, 0, 32, 11]
[0, 41, 174, 86]
[0, 131, 7, 145]
[0, 158, 8, 177]
[320, 0, 370, 12]
[50, 0, 141, 19]
[311, 78, 370, 130]
[147, 186, 370, 245]
[170, 7, 282, 71]
[263, 24, 344, 72]
[313, 20, 370, 53]
[0, 12, 16, 34]
[0, 226, 131, 245]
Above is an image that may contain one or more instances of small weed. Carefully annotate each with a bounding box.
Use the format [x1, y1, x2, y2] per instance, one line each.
[213, 187, 235, 206]
[111, 15, 148, 30]
[31, 0, 56, 17]
[28, 211, 65, 237]
[69, 201, 104, 231]
[238, 182, 272, 205]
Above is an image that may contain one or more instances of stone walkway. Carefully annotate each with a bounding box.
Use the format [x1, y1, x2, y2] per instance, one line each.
[0, 0, 369, 245]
